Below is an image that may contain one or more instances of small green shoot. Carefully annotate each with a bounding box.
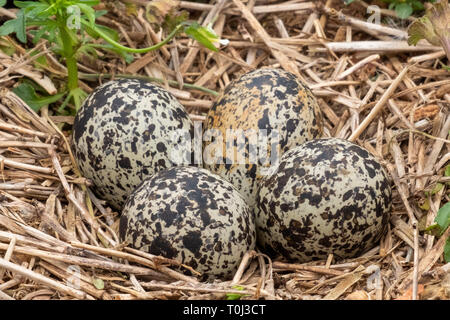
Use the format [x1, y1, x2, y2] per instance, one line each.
[226, 285, 250, 300]
[423, 167, 450, 262]
[92, 277, 105, 290]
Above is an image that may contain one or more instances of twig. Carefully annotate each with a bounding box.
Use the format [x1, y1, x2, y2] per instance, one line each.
[336, 54, 379, 80]
[349, 66, 409, 142]
[231, 250, 256, 285]
[0, 257, 93, 299]
[70, 241, 199, 284]
[0, 289, 15, 300]
[0, 155, 53, 174]
[273, 261, 345, 276]
[323, 41, 442, 53]
[47, 146, 116, 247]
[231, 0, 307, 79]
[0, 242, 169, 278]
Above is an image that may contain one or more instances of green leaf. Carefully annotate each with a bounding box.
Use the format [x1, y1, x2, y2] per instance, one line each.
[25, 3, 52, 19]
[0, 10, 27, 43]
[19, 78, 46, 93]
[424, 223, 441, 237]
[30, 24, 49, 44]
[13, 1, 39, 9]
[0, 41, 16, 55]
[408, 16, 441, 46]
[445, 238, 450, 263]
[226, 285, 246, 300]
[411, 0, 425, 12]
[92, 277, 104, 290]
[84, 23, 119, 42]
[435, 202, 450, 234]
[431, 183, 444, 195]
[419, 198, 430, 211]
[77, 3, 96, 27]
[445, 165, 450, 177]
[95, 10, 108, 18]
[78, 0, 100, 6]
[27, 49, 48, 68]
[77, 44, 99, 59]
[396, 3, 414, 19]
[13, 83, 64, 111]
[226, 293, 243, 300]
[0, 0, 6, 7]
[344, 0, 356, 4]
[184, 22, 220, 52]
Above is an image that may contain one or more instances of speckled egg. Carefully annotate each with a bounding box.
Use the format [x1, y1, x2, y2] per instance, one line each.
[203, 68, 323, 208]
[72, 79, 194, 209]
[256, 138, 391, 262]
[119, 166, 256, 280]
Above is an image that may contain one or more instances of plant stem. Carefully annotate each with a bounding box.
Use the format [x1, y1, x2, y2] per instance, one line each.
[83, 21, 184, 54]
[78, 72, 219, 97]
[59, 25, 78, 91]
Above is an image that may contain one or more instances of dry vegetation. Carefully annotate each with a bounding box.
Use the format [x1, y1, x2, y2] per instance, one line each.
[0, 0, 449, 300]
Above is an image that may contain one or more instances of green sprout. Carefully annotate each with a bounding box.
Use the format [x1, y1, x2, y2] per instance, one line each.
[0, 0, 225, 111]
[382, 0, 430, 19]
[424, 166, 450, 262]
[226, 285, 251, 300]
[344, 0, 434, 19]
[408, 0, 450, 66]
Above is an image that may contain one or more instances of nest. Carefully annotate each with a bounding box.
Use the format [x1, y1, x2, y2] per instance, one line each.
[0, 0, 449, 300]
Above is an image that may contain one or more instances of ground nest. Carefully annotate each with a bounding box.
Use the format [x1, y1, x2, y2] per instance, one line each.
[0, 0, 449, 300]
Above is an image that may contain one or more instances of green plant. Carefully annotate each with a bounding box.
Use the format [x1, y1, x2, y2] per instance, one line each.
[225, 285, 250, 300]
[382, 0, 432, 19]
[0, 0, 224, 111]
[431, 202, 450, 262]
[12, 80, 65, 111]
[344, 0, 434, 19]
[425, 165, 450, 262]
[408, 0, 450, 66]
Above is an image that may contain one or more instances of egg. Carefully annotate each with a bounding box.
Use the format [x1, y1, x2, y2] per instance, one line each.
[203, 68, 323, 208]
[256, 138, 391, 262]
[72, 79, 194, 209]
[119, 166, 256, 280]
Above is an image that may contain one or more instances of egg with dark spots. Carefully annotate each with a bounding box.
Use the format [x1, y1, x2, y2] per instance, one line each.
[119, 166, 256, 280]
[203, 68, 323, 208]
[255, 138, 391, 262]
[72, 79, 194, 209]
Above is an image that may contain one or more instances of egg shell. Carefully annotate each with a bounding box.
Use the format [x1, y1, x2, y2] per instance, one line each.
[72, 79, 194, 209]
[119, 166, 256, 280]
[256, 138, 391, 262]
[203, 68, 323, 208]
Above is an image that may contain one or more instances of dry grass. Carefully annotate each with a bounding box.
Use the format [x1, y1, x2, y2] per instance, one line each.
[0, 0, 449, 300]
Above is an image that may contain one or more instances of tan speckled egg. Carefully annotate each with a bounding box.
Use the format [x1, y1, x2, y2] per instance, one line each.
[202, 68, 323, 208]
[119, 166, 256, 281]
[256, 138, 392, 262]
[72, 79, 194, 209]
